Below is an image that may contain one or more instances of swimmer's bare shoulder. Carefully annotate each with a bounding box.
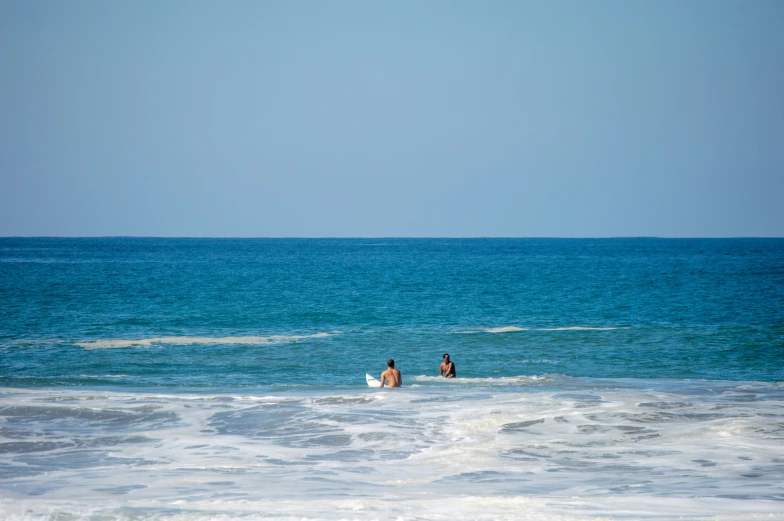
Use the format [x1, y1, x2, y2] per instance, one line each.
[380, 368, 402, 388]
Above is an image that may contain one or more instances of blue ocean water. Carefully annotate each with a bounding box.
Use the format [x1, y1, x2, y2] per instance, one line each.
[2, 238, 783, 387]
[2, 238, 784, 520]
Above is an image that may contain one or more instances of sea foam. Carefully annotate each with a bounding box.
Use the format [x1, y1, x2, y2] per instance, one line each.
[76, 333, 335, 349]
[484, 326, 528, 333]
[480, 326, 621, 333]
[2, 379, 783, 520]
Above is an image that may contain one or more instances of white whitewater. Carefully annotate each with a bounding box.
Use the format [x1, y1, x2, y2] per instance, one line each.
[1, 378, 783, 520]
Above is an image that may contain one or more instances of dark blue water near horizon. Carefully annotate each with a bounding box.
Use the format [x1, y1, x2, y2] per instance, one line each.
[2, 238, 783, 388]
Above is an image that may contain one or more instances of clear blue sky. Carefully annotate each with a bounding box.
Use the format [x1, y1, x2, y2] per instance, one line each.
[1, 0, 782, 237]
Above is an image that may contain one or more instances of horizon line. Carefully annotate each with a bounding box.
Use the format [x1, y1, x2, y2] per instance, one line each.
[2, 236, 783, 240]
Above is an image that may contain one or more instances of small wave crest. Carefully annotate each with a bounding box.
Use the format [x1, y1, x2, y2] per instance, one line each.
[454, 326, 624, 334]
[77, 333, 335, 350]
[411, 374, 559, 386]
[484, 326, 527, 333]
[537, 326, 621, 331]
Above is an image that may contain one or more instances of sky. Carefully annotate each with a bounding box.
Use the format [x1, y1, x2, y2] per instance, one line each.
[1, 0, 782, 237]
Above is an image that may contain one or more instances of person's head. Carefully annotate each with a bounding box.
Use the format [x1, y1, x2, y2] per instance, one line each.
[443, 353, 450, 362]
[387, 359, 395, 368]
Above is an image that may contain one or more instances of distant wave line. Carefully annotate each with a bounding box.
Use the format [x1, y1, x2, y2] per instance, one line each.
[411, 374, 559, 385]
[535, 326, 622, 331]
[454, 326, 625, 334]
[76, 333, 335, 349]
[485, 326, 527, 333]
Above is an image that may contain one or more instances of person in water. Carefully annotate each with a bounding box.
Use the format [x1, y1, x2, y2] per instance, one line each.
[439, 353, 456, 378]
[380, 359, 402, 388]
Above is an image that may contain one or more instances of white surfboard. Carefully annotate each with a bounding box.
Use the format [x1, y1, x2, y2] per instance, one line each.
[366, 373, 380, 387]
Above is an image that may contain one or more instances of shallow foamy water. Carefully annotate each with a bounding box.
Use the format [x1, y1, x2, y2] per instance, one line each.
[2, 377, 783, 520]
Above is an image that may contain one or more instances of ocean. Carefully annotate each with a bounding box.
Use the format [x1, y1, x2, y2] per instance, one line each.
[1, 238, 783, 520]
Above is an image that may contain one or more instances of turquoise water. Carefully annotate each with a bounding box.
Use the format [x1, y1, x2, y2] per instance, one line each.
[2, 238, 783, 387]
[2, 238, 784, 520]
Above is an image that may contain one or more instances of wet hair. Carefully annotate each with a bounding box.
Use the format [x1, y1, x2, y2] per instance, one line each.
[387, 359, 395, 368]
[443, 353, 450, 359]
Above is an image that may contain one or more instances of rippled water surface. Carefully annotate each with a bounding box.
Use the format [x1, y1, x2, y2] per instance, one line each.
[1, 238, 783, 520]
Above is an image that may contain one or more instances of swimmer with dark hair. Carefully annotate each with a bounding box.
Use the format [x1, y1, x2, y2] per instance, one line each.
[380, 359, 401, 388]
[439, 353, 456, 378]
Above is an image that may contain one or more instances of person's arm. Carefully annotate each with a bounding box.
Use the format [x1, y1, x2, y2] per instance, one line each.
[445, 362, 454, 377]
[438, 363, 444, 377]
[379, 371, 385, 388]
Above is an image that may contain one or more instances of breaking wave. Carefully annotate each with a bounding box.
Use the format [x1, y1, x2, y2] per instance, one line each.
[454, 326, 624, 334]
[76, 333, 336, 350]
